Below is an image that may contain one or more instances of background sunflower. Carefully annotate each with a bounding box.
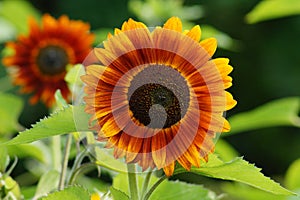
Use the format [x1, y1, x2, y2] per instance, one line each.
[2, 14, 94, 107]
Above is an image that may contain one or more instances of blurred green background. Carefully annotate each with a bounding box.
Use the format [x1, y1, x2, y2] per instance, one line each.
[1, 0, 300, 178]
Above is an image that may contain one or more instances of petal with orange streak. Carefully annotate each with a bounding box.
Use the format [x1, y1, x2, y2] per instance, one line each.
[185, 25, 201, 42]
[163, 17, 182, 32]
[163, 161, 175, 177]
[200, 38, 217, 57]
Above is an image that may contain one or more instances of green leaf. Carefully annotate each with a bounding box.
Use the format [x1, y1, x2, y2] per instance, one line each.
[94, 146, 127, 173]
[65, 64, 85, 86]
[0, 76, 14, 92]
[0, 17, 16, 42]
[110, 187, 130, 200]
[40, 186, 90, 200]
[174, 155, 294, 195]
[0, 146, 8, 172]
[34, 170, 60, 199]
[225, 97, 300, 136]
[149, 180, 217, 200]
[3, 176, 22, 199]
[0, 0, 40, 33]
[2, 105, 90, 145]
[215, 139, 239, 162]
[7, 141, 50, 164]
[285, 159, 300, 190]
[112, 172, 217, 200]
[246, 0, 300, 24]
[54, 90, 68, 108]
[222, 183, 286, 200]
[0, 92, 23, 134]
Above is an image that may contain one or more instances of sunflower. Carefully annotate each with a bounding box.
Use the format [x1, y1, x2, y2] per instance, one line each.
[2, 14, 94, 107]
[81, 17, 237, 176]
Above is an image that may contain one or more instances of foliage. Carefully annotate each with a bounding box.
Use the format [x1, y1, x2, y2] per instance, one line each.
[246, 0, 300, 24]
[0, 0, 300, 200]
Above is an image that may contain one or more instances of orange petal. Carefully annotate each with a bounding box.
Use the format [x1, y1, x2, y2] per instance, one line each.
[226, 91, 237, 110]
[28, 16, 40, 39]
[85, 64, 106, 78]
[42, 14, 57, 32]
[114, 28, 122, 35]
[80, 74, 99, 88]
[107, 32, 113, 39]
[213, 58, 233, 76]
[121, 18, 147, 31]
[200, 38, 217, 57]
[152, 131, 167, 169]
[222, 119, 231, 132]
[126, 136, 143, 162]
[163, 161, 175, 176]
[163, 17, 182, 32]
[185, 25, 201, 42]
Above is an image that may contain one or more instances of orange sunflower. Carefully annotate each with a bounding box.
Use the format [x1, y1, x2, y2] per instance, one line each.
[2, 14, 94, 107]
[81, 17, 237, 176]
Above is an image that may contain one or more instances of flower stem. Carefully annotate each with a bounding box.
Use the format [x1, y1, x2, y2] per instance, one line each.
[141, 171, 152, 199]
[127, 164, 139, 200]
[143, 175, 167, 200]
[58, 134, 72, 190]
[51, 135, 61, 171]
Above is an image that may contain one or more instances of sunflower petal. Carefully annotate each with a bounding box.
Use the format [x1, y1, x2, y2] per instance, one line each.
[226, 91, 237, 110]
[185, 25, 201, 42]
[152, 131, 167, 169]
[163, 162, 175, 177]
[163, 16, 182, 32]
[122, 18, 147, 31]
[200, 37, 217, 57]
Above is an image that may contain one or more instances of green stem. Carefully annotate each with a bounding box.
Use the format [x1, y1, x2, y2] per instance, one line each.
[143, 175, 167, 200]
[66, 149, 88, 185]
[127, 164, 139, 200]
[51, 135, 61, 171]
[68, 163, 97, 185]
[58, 134, 72, 190]
[141, 171, 152, 199]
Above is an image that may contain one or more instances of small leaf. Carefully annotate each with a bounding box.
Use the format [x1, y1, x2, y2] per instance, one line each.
[110, 187, 130, 200]
[40, 186, 90, 200]
[0, 0, 40, 33]
[65, 64, 85, 86]
[2, 105, 90, 145]
[246, 0, 300, 24]
[7, 141, 50, 164]
[94, 146, 127, 173]
[215, 139, 239, 162]
[174, 155, 294, 195]
[0, 92, 23, 134]
[34, 170, 60, 199]
[3, 176, 22, 199]
[149, 180, 217, 200]
[225, 97, 300, 136]
[285, 158, 300, 190]
[54, 90, 68, 108]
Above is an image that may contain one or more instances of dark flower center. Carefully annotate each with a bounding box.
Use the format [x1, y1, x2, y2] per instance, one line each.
[37, 45, 69, 75]
[128, 65, 189, 129]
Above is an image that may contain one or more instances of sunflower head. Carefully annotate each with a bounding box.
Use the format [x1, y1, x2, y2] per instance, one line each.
[81, 17, 237, 176]
[2, 14, 95, 107]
